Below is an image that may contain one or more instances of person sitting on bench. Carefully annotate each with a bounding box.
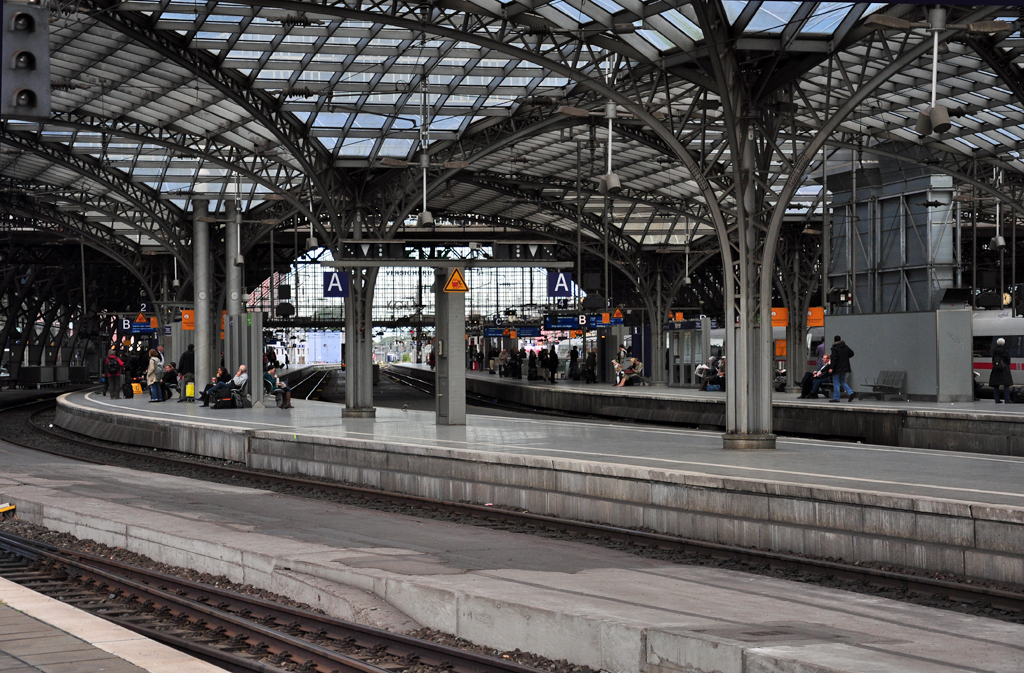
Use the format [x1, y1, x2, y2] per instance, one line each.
[264, 366, 293, 409]
[201, 364, 248, 407]
[160, 363, 179, 400]
[799, 354, 832, 399]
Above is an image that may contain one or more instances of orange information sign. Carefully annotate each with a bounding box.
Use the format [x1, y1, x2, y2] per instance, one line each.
[134, 312, 146, 323]
[807, 306, 824, 327]
[770, 307, 788, 327]
[509, 330, 517, 339]
[601, 313, 610, 324]
[443, 268, 469, 292]
[181, 310, 195, 331]
[674, 312, 684, 322]
[775, 339, 787, 357]
[149, 317, 158, 328]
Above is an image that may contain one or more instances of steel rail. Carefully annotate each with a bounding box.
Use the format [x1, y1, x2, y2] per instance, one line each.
[0, 531, 544, 673]
[5, 399, 1024, 617]
[0, 533, 390, 673]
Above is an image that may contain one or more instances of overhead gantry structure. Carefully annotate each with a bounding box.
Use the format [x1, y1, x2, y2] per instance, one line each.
[4, 2, 1024, 447]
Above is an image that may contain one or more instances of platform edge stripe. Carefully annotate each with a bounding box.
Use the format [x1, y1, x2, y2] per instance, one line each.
[0, 576, 229, 673]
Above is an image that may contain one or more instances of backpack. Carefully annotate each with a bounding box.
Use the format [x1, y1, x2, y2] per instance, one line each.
[106, 356, 121, 376]
[993, 354, 1007, 373]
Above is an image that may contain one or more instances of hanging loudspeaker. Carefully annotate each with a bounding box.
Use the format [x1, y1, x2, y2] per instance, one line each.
[915, 107, 933, 135]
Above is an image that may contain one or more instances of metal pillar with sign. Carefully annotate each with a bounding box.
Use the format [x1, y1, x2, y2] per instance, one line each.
[223, 311, 264, 407]
[193, 201, 213, 395]
[435, 267, 467, 425]
[665, 317, 711, 387]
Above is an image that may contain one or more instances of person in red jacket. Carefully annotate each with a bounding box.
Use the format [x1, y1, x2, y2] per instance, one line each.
[103, 349, 125, 399]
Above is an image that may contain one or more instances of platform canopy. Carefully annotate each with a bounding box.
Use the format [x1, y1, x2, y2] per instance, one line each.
[1, 2, 1022, 284]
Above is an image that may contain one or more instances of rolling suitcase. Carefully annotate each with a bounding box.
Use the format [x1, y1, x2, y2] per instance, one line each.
[122, 381, 134, 398]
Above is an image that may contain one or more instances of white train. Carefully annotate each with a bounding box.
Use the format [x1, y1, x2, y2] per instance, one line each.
[972, 312, 1024, 385]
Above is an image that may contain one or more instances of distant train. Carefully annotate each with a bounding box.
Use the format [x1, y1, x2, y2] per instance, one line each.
[972, 312, 1024, 385]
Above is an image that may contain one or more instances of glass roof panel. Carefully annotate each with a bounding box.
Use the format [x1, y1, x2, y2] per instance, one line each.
[636, 29, 675, 52]
[801, 3, 860, 35]
[660, 9, 703, 41]
[588, 0, 623, 13]
[722, 1, 746, 24]
[747, 2, 801, 33]
[551, 0, 592, 23]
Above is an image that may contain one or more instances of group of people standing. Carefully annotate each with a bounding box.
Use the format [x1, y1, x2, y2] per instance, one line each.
[490, 346, 561, 383]
[103, 343, 195, 403]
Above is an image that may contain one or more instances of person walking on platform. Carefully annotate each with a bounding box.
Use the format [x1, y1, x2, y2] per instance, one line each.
[145, 349, 162, 403]
[177, 344, 195, 402]
[103, 349, 124, 399]
[829, 336, 856, 403]
[547, 346, 559, 383]
[569, 346, 579, 380]
[991, 338, 1013, 403]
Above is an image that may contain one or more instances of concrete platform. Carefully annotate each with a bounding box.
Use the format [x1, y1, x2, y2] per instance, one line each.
[53, 390, 1024, 585]
[0, 577, 226, 672]
[2, 440, 1024, 673]
[392, 363, 1024, 456]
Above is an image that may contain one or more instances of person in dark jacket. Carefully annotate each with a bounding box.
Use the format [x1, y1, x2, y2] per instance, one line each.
[584, 350, 597, 383]
[548, 346, 559, 383]
[829, 335, 856, 403]
[177, 344, 195, 402]
[991, 337, 1013, 403]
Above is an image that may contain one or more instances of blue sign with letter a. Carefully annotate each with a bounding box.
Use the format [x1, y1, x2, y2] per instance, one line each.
[547, 271, 573, 297]
[323, 271, 349, 298]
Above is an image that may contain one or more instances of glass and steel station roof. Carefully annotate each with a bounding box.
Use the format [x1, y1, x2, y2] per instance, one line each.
[2, 2, 1023, 268]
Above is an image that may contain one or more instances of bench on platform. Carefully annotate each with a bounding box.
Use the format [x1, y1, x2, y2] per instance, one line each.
[865, 370, 907, 401]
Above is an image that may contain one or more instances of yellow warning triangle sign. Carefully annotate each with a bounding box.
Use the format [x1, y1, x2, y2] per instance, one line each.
[443, 268, 469, 292]
[613, 308, 623, 318]
[134, 312, 146, 323]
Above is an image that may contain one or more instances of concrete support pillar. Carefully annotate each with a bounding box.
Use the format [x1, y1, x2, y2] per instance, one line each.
[224, 200, 243, 375]
[225, 200, 242, 318]
[193, 200, 212, 397]
[434, 268, 466, 425]
[343, 269, 376, 417]
[724, 127, 776, 450]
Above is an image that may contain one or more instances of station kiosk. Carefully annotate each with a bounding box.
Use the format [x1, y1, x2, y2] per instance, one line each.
[665, 316, 711, 387]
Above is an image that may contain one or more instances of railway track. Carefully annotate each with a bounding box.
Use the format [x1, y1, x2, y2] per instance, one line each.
[0, 530, 545, 673]
[2, 398, 1024, 624]
[285, 368, 333, 401]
